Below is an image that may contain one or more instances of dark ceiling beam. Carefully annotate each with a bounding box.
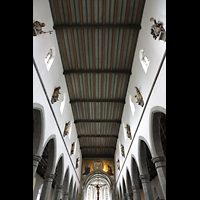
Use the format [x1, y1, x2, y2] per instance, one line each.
[70, 99, 125, 103]
[54, 24, 141, 30]
[63, 69, 131, 75]
[80, 146, 116, 149]
[78, 135, 118, 138]
[74, 120, 121, 124]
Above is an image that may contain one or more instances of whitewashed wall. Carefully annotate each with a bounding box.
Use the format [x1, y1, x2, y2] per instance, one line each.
[114, 0, 166, 199]
[33, 0, 82, 197]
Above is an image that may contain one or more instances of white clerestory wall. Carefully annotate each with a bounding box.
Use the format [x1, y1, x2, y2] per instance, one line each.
[114, 0, 166, 199]
[33, 0, 82, 198]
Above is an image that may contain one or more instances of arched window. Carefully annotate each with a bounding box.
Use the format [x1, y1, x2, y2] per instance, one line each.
[129, 94, 135, 116]
[45, 47, 55, 71]
[139, 49, 150, 73]
[60, 93, 66, 114]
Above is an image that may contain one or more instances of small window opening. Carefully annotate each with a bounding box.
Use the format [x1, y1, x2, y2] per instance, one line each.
[139, 49, 150, 73]
[45, 47, 55, 71]
[60, 93, 66, 114]
[129, 94, 135, 116]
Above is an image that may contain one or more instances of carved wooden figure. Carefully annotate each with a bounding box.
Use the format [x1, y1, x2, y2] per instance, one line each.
[121, 144, 125, 157]
[76, 157, 80, 168]
[33, 21, 53, 36]
[135, 87, 144, 107]
[63, 121, 70, 137]
[51, 86, 61, 104]
[125, 124, 132, 140]
[150, 17, 165, 40]
[71, 142, 75, 155]
[116, 159, 120, 170]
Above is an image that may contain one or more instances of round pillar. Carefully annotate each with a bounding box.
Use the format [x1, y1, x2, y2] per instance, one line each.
[40, 173, 55, 200]
[131, 185, 141, 200]
[33, 154, 41, 179]
[139, 174, 154, 200]
[152, 156, 166, 200]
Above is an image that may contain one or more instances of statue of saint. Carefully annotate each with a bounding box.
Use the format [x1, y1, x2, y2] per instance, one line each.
[70, 142, 75, 155]
[116, 159, 120, 170]
[134, 87, 144, 107]
[150, 17, 165, 40]
[51, 86, 61, 104]
[121, 144, 125, 157]
[63, 121, 71, 137]
[33, 21, 53, 35]
[125, 124, 132, 140]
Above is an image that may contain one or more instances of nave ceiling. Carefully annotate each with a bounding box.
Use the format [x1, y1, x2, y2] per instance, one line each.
[48, 0, 146, 158]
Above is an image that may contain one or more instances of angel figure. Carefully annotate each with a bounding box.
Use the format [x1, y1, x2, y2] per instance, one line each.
[121, 144, 125, 157]
[63, 121, 71, 137]
[150, 17, 165, 40]
[51, 86, 61, 104]
[70, 142, 75, 155]
[125, 124, 132, 140]
[33, 21, 53, 36]
[134, 87, 144, 107]
[76, 157, 80, 168]
[116, 159, 120, 170]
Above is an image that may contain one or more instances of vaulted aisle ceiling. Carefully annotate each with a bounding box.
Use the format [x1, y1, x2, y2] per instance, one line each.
[49, 0, 146, 158]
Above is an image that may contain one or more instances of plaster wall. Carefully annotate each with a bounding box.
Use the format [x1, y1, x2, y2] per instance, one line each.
[114, 0, 166, 198]
[33, 0, 82, 190]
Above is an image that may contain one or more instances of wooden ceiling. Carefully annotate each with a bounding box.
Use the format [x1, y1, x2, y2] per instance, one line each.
[49, 0, 146, 158]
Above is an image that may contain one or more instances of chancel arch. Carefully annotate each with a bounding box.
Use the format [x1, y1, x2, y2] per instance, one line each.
[80, 169, 115, 200]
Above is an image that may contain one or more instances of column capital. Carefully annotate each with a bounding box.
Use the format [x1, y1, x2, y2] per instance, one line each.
[132, 184, 140, 190]
[139, 174, 150, 183]
[151, 156, 166, 163]
[63, 192, 69, 197]
[151, 156, 166, 169]
[33, 154, 42, 162]
[126, 192, 133, 197]
[44, 173, 55, 180]
[55, 184, 63, 190]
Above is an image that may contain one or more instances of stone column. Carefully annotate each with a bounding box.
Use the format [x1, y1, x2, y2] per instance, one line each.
[53, 184, 63, 200]
[63, 192, 69, 200]
[152, 156, 166, 200]
[139, 174, 154, 200]
[40, 173, 55, 200]
[33, 154, 41, 179]
[122, 195, 127, 200]
[132, 185, 141, 200]
[126, 192, 133, 200]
